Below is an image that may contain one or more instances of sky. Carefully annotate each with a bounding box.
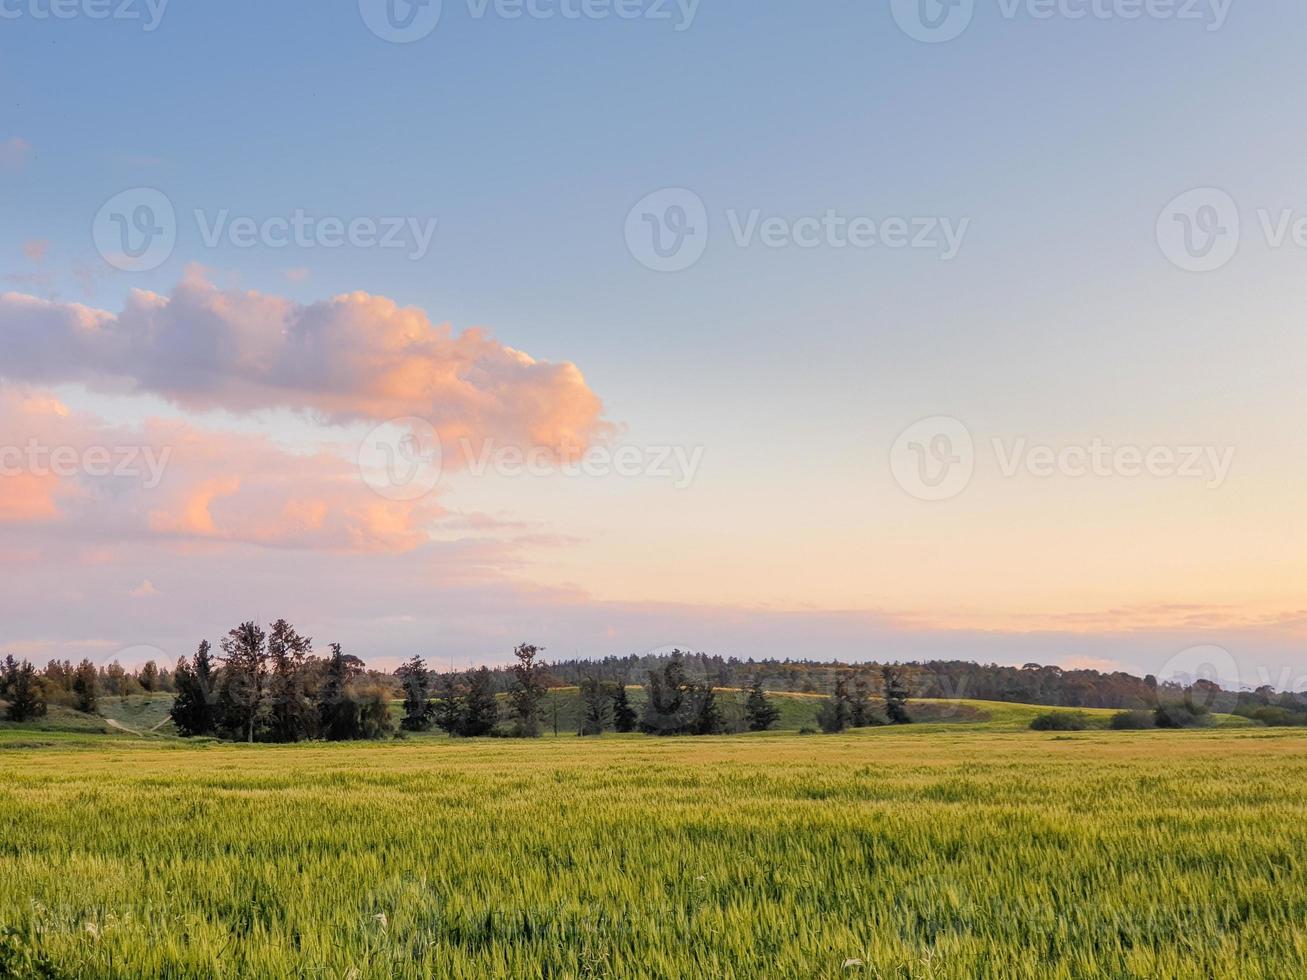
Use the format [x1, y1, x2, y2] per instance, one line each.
[1, 0, 1304, 688]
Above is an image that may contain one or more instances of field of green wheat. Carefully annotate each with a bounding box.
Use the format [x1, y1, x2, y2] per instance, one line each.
[3, 721, 1306, 979]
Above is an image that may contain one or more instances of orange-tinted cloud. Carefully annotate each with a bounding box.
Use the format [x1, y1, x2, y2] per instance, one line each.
[0, 388, 444, 554]
[0, 273, 609, 455]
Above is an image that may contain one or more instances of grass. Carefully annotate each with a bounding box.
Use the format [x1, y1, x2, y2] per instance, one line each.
[3, 722, 1306, 978]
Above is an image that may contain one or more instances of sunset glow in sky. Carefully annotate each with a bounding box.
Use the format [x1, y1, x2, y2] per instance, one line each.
[1, 1, 1305, 684]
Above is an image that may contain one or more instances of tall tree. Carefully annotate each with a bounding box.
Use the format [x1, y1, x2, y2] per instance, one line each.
[139, 660, 160, 693]
[744, 675, 781, 732]
[318, 643, 363, 741]
[507, 643, 547, 737]
[0, 654, 17, 700]
[5, 661, 46, 722]
[689, 683, 726, 735]
[265, 620, 314, 743]
[431, 672, 466, 736]
[72, 659, 99, 714]
[882, 665, 912, 725]
[817, 677, 851, 733]
[397, 655, 434, 732]
[462, 667, 500, 737]
[579, 677, 610, 736]
[171, 641, 217, 737]
[218, 622, 270, 743]
[610, 683, 637, 733]
[641, 651, 690, 735]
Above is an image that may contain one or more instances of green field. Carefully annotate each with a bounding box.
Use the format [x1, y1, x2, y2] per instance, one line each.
[3, 708, 1305, 978]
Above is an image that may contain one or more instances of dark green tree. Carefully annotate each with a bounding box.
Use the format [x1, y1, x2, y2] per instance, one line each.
[139, 660, 159, 692]
[641, 651, 690, 734]
[610, 683, 637, 733]
[579, 677, 610, 736]
[318, 643, 364, 741]
[5, 661, 46, 722]
[507, 643, 547, 737]
[744, 675, 781, 732]
[171, 641, 217, 737]
[397, 655, 434, 732]
[689, 683, 726, 735]
[218, 622, 270, 743]
[462, 667, 500, 737]
[265, 620, 315, 742]
[72, 659, 99, 714]
[0, 654, 17, 700]
[432, 672, 466, 736]
[883, 665, 912, 725]
[848, 674, 876, 727]
[817, 677, 851, 733]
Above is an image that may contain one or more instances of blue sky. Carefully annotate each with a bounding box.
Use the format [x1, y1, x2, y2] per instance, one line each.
[1, 0, 1305, 684]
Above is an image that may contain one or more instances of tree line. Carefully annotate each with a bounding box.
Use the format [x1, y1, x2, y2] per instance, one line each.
[397, 647, 782, 738]
[8, 637, 1307, 734]
[0, 655, 143, 722]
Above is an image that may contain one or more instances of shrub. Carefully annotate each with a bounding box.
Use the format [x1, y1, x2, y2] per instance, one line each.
[1154, 702, 1211, 729]
[1110, 710, 1155, 730]
[1030, 711, 1088, 732]
[1246, 706, 1307, 727]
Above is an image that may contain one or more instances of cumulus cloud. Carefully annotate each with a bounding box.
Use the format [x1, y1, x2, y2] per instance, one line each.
[0, 272, 609, 455]
[0, 389, 444, 553]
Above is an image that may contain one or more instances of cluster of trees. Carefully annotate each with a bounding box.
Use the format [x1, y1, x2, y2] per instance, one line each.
[0, 657, 50, 722]
[391, 648, 782, 739]
[0, 654, 176, 721]
[814, 665, 913, 733]
[170, 621, 393, 742]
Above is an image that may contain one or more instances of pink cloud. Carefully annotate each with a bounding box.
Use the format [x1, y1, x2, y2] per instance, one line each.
[0, 388, 444, 554]
[0, 273, 609, 456]
[22, 240, 49, 264]
[0, 138, 32, 171]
